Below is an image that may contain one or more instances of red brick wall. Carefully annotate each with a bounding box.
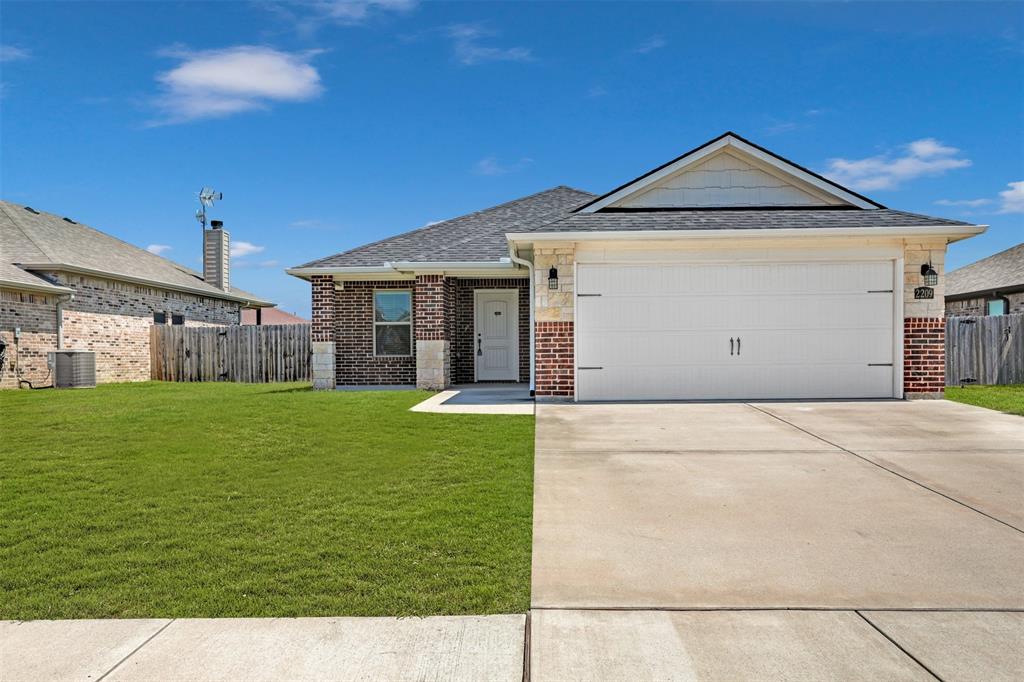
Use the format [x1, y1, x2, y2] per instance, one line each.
[535, 321, 574, 398]
[413, 274, 449, 341]
[311, 275, 335, 343]
[334, 280, 416, 385]
[453, 278, 530, 384]
[904, 317, 945, 396]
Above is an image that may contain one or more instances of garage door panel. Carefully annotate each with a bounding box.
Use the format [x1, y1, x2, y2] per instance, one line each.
[576, 260, 896, 401]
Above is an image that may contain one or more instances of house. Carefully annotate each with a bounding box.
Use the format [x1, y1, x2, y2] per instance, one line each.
[1, 201, 274, 389]
[288, 132, 985, 401]
[945, 242, 1023, 317]
[241, 307, 309, 325]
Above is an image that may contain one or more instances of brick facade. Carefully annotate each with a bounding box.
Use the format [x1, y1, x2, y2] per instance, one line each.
[904, 317, 945, 398]
[310, 275, 335, 343]
[1, 272, 241, 389]
[946, 291, 1024, 317]
[535, 321, 574, 398]
[333, 280, 416, 385]
[453, 278, 530, 384]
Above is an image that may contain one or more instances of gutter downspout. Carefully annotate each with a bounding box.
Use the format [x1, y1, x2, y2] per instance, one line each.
[507, 244, 535, 395]
[56, 293, 74, 349]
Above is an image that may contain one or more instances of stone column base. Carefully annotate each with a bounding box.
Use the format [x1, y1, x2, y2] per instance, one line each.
[906, 391, 945, 400]
[311, 341, 336, 390]
[416, 339, 450, 390]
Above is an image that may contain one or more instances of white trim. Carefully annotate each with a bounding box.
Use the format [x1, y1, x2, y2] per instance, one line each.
[473, 288, 520, 382]
[507, 224, 987, 243]
[895, 256, 905, 400]
[579, 134, 878, 211]
[0, 279, 74, 295]
[372, 289, 413, 358]
[573, 259, 579, 403]
[287, 260, 525, 280]
[507, 244, 536, 392]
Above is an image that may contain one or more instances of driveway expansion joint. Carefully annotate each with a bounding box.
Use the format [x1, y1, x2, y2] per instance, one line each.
[96, 618, 176, 681]
[855, 611, 944, 682]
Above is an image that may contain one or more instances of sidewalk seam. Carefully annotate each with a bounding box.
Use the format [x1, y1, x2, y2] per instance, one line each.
[96, 618, 176, 681]
[856, 611, 944, 681]
[745, 403, 1024, 535]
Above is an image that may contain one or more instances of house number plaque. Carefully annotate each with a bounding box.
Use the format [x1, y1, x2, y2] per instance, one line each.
[914, 287, 934, 300]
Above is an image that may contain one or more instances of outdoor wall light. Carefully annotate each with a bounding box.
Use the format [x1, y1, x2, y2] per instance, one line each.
[548, 266, 559, 290]
[920, 262, 938, 286]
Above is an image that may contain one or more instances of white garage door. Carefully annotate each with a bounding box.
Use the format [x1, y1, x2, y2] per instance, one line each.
[576, 260, 896, 401]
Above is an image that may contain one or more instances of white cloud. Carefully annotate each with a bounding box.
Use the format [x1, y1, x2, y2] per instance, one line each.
[474, 156, 533, 176]
[935, 198, 992, 208]
[998, 181, 1024, 213]
[587, 85, 608, 98]
[765, 121, 798, 135]
[270, 0, 416, 34]
[146, 244, 173, 255]
[633, 35, 667, 54]
[447, 24, 532, 66]
[0, 45, 30, 62]
[150, 46, 323, 125]
[258, 259, 280, 268]
[824, 138, 971, 191]
[231, 241, 265, 258]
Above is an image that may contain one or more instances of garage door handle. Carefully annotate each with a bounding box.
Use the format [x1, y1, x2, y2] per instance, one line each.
[737, 337, 741, 355]
[578, 366, 603, 370]
[730, 337, 734, 355]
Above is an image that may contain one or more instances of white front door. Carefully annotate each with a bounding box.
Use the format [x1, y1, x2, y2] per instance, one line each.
[474, 290, 519, 381]
[576, 260, 896, 401]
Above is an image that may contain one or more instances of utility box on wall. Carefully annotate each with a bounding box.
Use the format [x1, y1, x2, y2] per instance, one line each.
[48, 350, 96, 388]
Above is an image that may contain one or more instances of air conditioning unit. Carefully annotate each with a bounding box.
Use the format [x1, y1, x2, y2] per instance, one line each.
[48, 349, 96, 388]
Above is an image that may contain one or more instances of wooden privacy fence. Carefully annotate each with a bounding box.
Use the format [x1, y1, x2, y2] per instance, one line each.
[151, 324, 311, 383]
[946, 314, 1024, 386]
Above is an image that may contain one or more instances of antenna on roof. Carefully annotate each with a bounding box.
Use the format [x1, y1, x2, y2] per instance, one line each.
[195, 187, 223, 232]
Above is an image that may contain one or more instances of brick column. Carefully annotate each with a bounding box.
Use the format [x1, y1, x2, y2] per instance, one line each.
[413, 274, 452, 390]
[903, 241, 946, 399]
[534, 245, 575, 399]
[310, 274, 336, 390]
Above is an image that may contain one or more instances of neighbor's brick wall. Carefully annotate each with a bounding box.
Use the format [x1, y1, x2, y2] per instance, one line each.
[333, 280, 416, 385]
[946, 291, 1024, 317]
[902, 241, 946, 398]
[535, 321, 574, 398]
[453, 278, 529, 384]
[2, 273, 239, 388]
[0, 290, 58, 389]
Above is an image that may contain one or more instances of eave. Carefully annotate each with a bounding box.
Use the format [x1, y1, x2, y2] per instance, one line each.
[506, 224, 987, 244]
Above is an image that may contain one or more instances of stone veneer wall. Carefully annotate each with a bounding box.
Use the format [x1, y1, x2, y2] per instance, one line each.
[413, 274, 451, 390]
[332, 280, 416, 386]
[946, 291, 1024, 317]
[533, 245, 575, 398]
[1, 272, 240, 388]
[452, 278, 530, 384]
[902, 240, 947, 398]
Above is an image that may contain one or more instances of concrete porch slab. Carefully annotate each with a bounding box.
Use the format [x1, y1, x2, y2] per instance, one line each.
[861, 611, 1024, 682]
[410, 384, 533, 414]
[529, 609, 931, 681]
[0, 619, 171, 682]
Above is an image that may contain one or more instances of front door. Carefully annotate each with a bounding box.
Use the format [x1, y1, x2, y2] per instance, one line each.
[474, 289, 519, 381]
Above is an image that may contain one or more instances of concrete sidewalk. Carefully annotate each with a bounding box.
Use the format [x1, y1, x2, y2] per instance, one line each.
[1, 615, 525, 681]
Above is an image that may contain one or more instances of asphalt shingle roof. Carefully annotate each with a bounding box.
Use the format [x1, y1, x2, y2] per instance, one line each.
[516, 208, 974, 233]
[296, 186, 595, 268]
[946, 242, 1024, 297]
[0, 260, 71, 293]
[0, 200, 272, 305]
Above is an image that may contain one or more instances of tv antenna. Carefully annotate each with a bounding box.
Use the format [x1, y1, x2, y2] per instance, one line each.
[196, 187, 223, 231]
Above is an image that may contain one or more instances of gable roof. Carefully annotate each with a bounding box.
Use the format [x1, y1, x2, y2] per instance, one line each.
[291, 186, 593, 271]
[0, 200, 272, 306]
[945, 242, 1024, 298]
[574, 131, 885, 212]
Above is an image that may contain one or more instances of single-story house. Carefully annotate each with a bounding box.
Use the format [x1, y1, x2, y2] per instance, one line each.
[945, 242, 1023, 317]
[288, 132, 985, 401]
[241, 307, 309, 325]
[1, 201, 273, 389]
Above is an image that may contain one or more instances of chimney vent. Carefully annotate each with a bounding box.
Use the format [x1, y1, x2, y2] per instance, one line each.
[203, 222, 230, 291]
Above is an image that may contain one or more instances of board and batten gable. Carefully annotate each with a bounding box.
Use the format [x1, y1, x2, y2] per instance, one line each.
[611, 150, 843, 209]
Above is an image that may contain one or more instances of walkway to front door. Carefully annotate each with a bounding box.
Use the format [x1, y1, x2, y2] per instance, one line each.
[474, 289, 519, 382]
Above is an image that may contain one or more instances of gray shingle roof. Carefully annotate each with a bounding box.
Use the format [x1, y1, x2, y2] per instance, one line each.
[946, 242, 1024, 297]
[515, 208, 974, 234]
[296, 186, 595, 268]
[1, 200, 272, 305]
[0, 260, 72, 294]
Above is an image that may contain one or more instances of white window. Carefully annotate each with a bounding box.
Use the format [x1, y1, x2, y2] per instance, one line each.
[987, 298, 1008, 316]
[374, 290, 412, 356]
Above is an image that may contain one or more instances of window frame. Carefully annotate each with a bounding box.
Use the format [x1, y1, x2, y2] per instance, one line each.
[153, 311, 167, 325]
[986, 297, 1009, 316]
[171, 313, 185, 326]
[372, 289, 413, 357]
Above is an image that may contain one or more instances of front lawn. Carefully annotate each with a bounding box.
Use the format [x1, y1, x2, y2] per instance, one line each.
[0, 382, 534, 619]
[946, 384, 1024, 416]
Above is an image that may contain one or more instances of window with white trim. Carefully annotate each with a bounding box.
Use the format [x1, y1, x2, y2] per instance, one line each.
[374, 290, 412, 356]
[987, 297, 1009, 316]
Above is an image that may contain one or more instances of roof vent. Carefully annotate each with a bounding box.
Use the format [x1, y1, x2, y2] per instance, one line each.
[62, 217, 77, 224]
[24, 206, 39, 215]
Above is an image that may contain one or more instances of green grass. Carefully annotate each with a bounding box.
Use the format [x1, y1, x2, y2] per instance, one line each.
[946, 384, 1024, 416]
[0, 382, 534, 619]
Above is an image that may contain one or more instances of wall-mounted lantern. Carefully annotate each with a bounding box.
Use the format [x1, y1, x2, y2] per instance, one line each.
[548, 266, 559, 290]
[920, 262, 938, 286]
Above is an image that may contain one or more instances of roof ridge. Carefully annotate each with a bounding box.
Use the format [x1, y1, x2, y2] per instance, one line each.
[0, 201, 54, 262]
[293, 185, 594, 269]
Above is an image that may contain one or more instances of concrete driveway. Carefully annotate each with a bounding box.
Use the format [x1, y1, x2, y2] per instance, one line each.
[531, 400, 1024, 680]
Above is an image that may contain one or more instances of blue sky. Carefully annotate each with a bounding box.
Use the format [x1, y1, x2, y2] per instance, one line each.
[2, 1, 1022, 317]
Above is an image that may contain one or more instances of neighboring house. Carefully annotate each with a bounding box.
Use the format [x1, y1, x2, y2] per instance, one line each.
[1, 201, 273, 389]
[241, 307, 309, 325]
[945, 242, 1024, 317]
[288, 132, 984, 401]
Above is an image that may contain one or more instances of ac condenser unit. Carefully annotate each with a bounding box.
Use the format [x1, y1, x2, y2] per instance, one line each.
[48, 349, 96, 388]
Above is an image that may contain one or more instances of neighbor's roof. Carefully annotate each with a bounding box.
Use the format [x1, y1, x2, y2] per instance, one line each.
[294, 186, 595, 269]
[241, 307, 309, 325]
[946, 242, 1024, 298]
[0, 200, 273, 306]
[512, 208, 976, 234]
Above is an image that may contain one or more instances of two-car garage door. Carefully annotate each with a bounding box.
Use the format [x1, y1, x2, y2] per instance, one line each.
[575, 260, 896, 401]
